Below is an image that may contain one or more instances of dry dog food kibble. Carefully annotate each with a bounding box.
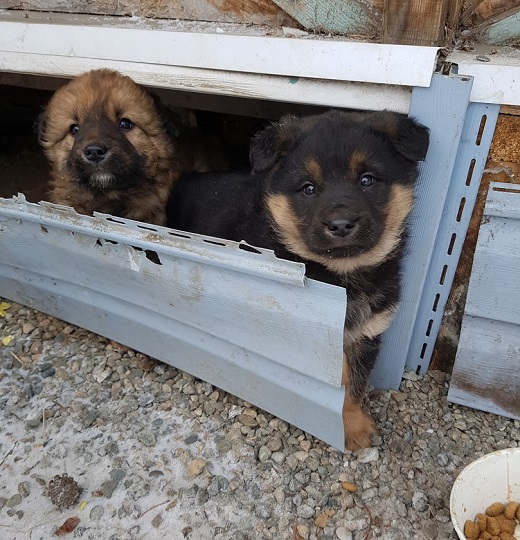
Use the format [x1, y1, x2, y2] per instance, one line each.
[464, 501, 520, 539]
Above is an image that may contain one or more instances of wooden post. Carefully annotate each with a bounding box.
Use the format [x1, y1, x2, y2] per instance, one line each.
[382, 0, 457, 46]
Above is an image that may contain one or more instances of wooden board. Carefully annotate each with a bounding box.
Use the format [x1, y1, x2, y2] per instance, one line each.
[448, 182, 520, 420]
[271, 0, 382, 36]
[1, 0, 295, 26]
[382, 0, 452, 45]
[460, 1, 520, 44]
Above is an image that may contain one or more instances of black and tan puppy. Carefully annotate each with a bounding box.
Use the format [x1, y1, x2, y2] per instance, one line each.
[38, 69, 229, 226]
[167, 110, 429, 450]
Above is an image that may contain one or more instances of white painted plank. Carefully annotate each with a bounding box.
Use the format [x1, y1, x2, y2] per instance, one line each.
[0, 16, 439, 87]
[0, 52, 411, 112]
[448, 50, 520, 105]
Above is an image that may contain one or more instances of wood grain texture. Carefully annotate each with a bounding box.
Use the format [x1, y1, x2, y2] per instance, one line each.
[382, 0, 451, 45]
[1, 0, 295, 26]
[459, 1, 520, 43]
[271, 0, 382, 36]
[461, 0, 519, 27]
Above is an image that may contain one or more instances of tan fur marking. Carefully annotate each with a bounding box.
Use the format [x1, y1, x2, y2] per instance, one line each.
[349, 150, 366, 176]
[345, 306, 398, 343]
[266, 194, 307, 252]
[304, 158, 323, 186]
[267, 184, 413, 274]
[342, 353, 377, 451]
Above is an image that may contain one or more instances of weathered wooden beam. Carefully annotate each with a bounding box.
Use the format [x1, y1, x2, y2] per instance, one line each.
[1, 0, 295, 26]
[382, 0, 451, 45]
[460, 0, 519, 27]
[481, 10, 520, 44]
[271, 0, 382, 36]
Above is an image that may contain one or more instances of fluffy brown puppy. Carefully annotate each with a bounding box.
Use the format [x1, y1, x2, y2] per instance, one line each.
[38, 69, 178, 225]
[168, 110, 430, 450]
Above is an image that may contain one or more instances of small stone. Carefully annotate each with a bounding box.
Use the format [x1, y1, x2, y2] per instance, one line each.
[436, 453, 449, 466]
[257, 446, 271, 463]
[228, 405, 242, 419]
[255, 502, 272, 519]
[138, 393, 155, 407]
[18, 482, 30, 497]
[100, 469, 126, 499]
[195, 488, 208, 505]
[137, 431, 156, 447]
[25, 413, 42, 429]
[187, 458, 206, 477]
[81, 409, 99, 428]
[184, 434, 198, 445]
[361, 487, 378, 501]
[207, 476, 228, 496]
[335, 528, 353, 540]
[22, 323, 35, 334]
[236, 414, 258, 427]
[300, 440, 312, 452]
[267, 438, 282, 452]
[151, 513, 163, 528]
[271, 452, 286, 465]
[89, 505, 104, 521]
[296, 504, 314, 519]
[273, 486, 285, 504]
[296, 523, 310, 539]
[292, 451, 308, 462]
[314, 511, 329, 528]
[6, 494, 22, 507]
[357, 447, 379, 463]
[216, 439, 232, 455]
[412, 491, 429, 512]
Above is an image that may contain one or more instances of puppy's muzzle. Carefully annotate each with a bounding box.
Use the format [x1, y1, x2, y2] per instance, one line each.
[326, 217, 359, 237]
[84, 144, 108, 164]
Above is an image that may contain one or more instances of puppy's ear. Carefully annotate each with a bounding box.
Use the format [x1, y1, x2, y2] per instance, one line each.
[150, 93, 182, 139]
[249, 115, 300, 174]
[35, 111, 48, 145]
[369, 112, 430, 162]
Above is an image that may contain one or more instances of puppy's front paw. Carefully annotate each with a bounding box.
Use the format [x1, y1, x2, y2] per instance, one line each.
[343, 399, 377, 451]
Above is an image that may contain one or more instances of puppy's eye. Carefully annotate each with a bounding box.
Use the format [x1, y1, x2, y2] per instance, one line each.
[69, 124, 80, 135]
[118, 118, 133, 130]
[302, 183, 316, 196]
[360, 174, 375, 187]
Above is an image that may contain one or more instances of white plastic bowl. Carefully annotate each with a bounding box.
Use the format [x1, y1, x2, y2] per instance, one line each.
[450, 447, 520, 539]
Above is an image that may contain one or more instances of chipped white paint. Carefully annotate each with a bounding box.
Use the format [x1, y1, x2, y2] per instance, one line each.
[0, 15, 439, 87]
[448, 50, 520, 106]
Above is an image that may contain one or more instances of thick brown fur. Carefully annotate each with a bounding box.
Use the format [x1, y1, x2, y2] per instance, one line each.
[38, 69, 180, 225]
[168, 110, 429, 450]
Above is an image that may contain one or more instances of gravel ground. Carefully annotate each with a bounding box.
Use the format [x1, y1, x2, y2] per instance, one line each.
[0, 300, 519, 540]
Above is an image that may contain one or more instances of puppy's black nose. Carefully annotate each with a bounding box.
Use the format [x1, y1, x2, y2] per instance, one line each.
[327, 218, 357, 237]
[84, 144, 107, 163]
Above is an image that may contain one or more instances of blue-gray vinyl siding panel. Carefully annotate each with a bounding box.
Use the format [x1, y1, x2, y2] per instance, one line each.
[448, 183, 520, 420]
[0, 197, 347, 450]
